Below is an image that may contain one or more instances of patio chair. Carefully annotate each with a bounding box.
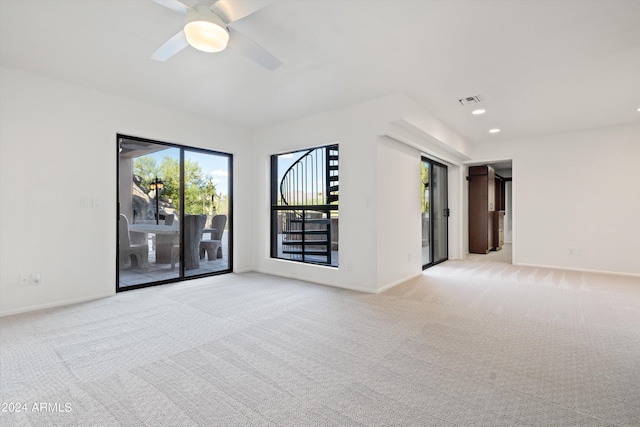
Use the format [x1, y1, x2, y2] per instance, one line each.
[119, 214, 149, 269]
[199, 214, 227, 260]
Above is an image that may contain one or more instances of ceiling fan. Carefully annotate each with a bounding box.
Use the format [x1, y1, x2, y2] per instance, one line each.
[150, 0, 282, 71]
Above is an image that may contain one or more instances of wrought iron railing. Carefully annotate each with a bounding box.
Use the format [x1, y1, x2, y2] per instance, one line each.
[273, 205, 338, 265]
[279, 144, 338, 207]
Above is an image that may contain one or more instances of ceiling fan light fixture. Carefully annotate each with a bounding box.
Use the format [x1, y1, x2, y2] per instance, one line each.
[184, 6, 229, 53]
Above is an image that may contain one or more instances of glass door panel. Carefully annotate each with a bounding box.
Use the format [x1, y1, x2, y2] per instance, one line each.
[184, 150, 231, 277]
[422, 157, 448, 269]
[432, 163, 448, 264]
[421, 160, 431, 266]
[118, 141, 181, 288]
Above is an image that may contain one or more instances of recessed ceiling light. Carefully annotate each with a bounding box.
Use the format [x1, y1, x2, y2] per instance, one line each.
[472, 109, 486, 115]
[637, 107, 640, 112]
[489, 128, 501, 133]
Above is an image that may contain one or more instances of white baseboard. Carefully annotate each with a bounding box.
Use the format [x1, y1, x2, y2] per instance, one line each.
[232, 268, 254, 274]
[515, 262, 640, 279]
[253, 268, 426, 294]
[253, 268, 377, 294]
[376, 273, 423, 294]
[0, 292, 115, 318]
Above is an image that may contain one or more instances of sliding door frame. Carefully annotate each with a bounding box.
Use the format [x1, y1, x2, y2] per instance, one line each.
[116, 134, 233, 292]
[422, 156, 449, 270]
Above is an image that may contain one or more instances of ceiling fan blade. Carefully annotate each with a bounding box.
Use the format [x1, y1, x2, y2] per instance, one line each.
[150, 30, 189, 61]
[210, 0, 272, 23]
[228, 27, 282, 71]
[152, 0, 192, 14]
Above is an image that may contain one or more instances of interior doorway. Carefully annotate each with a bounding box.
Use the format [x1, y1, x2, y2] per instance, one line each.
[422, 157, 449, 269]
[466, 159, 513, 263]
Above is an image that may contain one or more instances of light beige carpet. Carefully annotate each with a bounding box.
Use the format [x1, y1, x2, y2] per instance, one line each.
[1, 254, 639, 426]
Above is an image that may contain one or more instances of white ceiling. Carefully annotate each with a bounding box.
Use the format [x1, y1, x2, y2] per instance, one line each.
[1, 0, 639, 143]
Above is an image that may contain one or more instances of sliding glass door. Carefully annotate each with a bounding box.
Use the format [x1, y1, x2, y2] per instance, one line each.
[117, 135, 232, 291]
[422, 157, 448, 269]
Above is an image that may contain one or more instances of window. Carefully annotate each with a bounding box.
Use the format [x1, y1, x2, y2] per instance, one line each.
[270, 144, 339, 266]
[117, 135, 232, 291]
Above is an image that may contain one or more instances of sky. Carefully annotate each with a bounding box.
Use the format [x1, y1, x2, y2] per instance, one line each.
[185, 150, 230, 195]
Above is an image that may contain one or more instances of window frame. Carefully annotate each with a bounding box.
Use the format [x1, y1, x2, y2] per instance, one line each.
[270, 144, 339, 267]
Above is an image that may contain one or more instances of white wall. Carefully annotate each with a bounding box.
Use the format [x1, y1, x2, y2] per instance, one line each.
[471, 124, 640, 275]
[0, 67, 252, 316]
[376, 137, 422, 290]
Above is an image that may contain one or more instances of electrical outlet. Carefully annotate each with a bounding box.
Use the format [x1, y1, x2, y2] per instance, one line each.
[574, 249, 582, 256]
[32, 273, 42, 285]
[19, 273, 31, 286]
[347, 261, 353, 271]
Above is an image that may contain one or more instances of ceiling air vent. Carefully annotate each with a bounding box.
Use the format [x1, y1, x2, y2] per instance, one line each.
[458, 94, 485, 106]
